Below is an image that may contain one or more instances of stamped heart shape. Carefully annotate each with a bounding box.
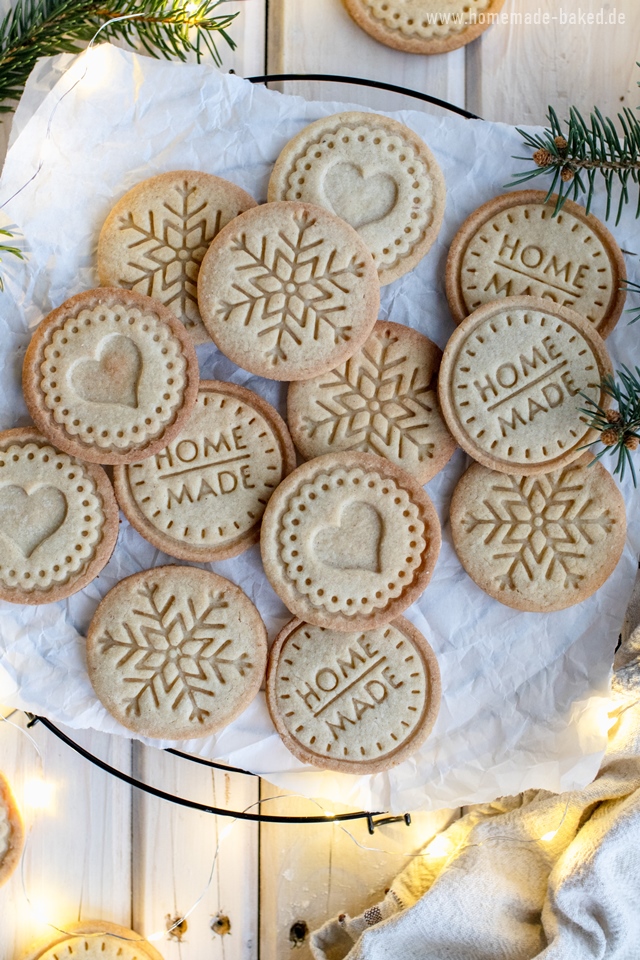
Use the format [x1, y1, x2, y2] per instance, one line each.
[314, 500, 383, 572]
[71, 334, 141, 408]
[0, 485, 67, 557]
[324, 162, 399, 230]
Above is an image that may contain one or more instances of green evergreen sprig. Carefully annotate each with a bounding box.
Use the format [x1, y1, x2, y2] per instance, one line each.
[623, 278, 640, 324]
[580, 368, 640, 484]
[511, 104, 640, 224]
[0, 0, 238, 112]
[0, 227, 23, 289]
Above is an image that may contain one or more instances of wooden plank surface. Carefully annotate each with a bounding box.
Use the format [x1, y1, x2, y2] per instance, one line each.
[0, 715, 132, 959]
[258, 781, 459, 960]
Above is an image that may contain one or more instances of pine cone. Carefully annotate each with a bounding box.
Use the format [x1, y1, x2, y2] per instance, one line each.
[560, 166, 574, 182]
[606, 409, 623, 424]
[601, 428, 620, 446]
[554, 135, 568, 151]
[624, 435, 639, 451]
[533, 148, 554, 167]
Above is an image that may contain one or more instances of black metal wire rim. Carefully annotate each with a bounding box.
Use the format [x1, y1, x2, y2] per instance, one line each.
[246, 73, 481, 120]
[26, 75, 477, 822]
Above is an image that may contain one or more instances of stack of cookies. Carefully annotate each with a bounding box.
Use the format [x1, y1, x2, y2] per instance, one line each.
[1, 110, 628, 779]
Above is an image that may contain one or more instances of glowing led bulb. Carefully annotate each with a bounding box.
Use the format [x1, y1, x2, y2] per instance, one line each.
[427, 834, 453, 858]
[540, 830, 558, 842]
[23, 777, 54, 810]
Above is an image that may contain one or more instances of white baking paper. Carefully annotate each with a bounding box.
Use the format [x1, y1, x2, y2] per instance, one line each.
[0, 44, 638, 813]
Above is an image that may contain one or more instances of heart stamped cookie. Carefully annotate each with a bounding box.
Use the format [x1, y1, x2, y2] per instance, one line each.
[0, 771, 24, 888]
[97, 170, 257, 345]
[86, 565, 267, 740]
[197, 202, 380, 380]
[21, 921, 165, 960]
[0, 428, 119, 604]
[23, 289, 199, 464]
[446, 190, 627, 337]
[438, 297, 613, 475]
[288, 320, 456, 483]
[114, 380, 296, 561]
[260, 452, 441, 632]
[450, 458, 627, 612]
[266, 617, 441, 774]
[268, 113, 445, 285]
[342, 0, 507, 54]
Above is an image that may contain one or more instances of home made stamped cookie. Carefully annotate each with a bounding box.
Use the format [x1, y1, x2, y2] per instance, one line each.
[0, 428, 119, 604]
[267, 617, 441, 774]
[0, 771, 24, 888]
[288, 320, 456, 483]
[23, 289, 199, 465]
[438, 297, 612, 474]
[115, 381, 296, 561]
[260, 452, 441, 632]
[98, 170, 257, 345]
[268, 113, 445, 284]
[197, 202, 380, 381]
[86, 565, 267, 740]
[450, 459, 626, 612]
[446, 191, 626, 337]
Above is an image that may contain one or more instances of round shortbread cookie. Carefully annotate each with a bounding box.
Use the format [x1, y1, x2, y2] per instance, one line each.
[288, 320, 456, 483]
[21, 921, 165, 960]
[266, 617, 441, 774]
[450, 458, 626, 612]
[0, 771, 24, 888]
[114, 380, 296, 561]
[97, 170, 257, 345]
[438, 297, 612, 475]
[23, 289, 199, 465]
[343, 0, 507, 54]
[267, 113, 445, 285]
[86, 565, 267, 740]
[197, 202, 380, 381]
[260, 452, 441, 632]
[0, 428, 119, 605]
[446, 190, 626, 337]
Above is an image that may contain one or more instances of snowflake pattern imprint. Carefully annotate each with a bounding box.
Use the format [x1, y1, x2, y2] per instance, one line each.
[462, 468, 615, 592]
[290, 322, 456, 482]
[115, 181, 219, 331]
[215, 210, 368, 366]
[97, 580, 255, 728]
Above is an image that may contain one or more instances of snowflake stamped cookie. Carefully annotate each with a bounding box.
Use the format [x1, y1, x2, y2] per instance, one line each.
[260, 452, 441, 632]
[86, 565, 267, 740]
[438, 297, 613, 475]
[197, 201, 380, 380]
[0, 428, 119, 605]
[450, 459, 627, 612]
[21, 921, 165, 960]
[446, 190, 626, 337]
[268, 112, 445, 284]
[23, 289, 199, 465]
[342, 0, 507, 54]
[267, 617, 441, 774]
[288, 320, 456, 483]
[114, 380, 296, 561]
[98, 170, 257, 344]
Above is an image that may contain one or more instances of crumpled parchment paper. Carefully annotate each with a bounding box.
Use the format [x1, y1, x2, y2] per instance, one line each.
[0, 44, 638, 813]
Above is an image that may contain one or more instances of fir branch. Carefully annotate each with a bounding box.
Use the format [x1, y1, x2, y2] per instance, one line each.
[0, 0, 238, 111]
[0, 227, 23, 290]
[510, 104, 640, 224]
[580, 367, 640, 485]
[624, 278, 640, 324]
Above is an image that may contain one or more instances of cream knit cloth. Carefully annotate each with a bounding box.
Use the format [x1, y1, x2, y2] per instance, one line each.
[310, 627, 640, 960]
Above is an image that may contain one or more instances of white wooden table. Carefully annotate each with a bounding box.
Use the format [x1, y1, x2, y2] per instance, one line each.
[1, 2, 640, 957]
